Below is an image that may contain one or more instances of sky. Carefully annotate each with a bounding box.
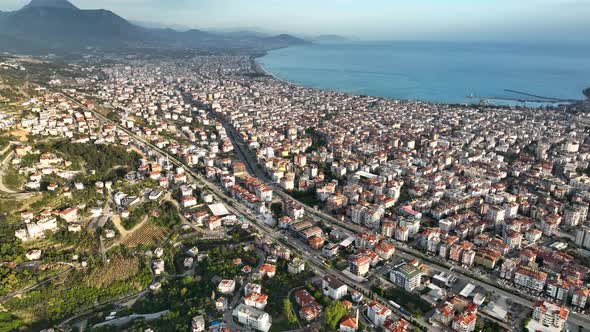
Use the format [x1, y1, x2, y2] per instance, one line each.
[2, 0, 589, 42]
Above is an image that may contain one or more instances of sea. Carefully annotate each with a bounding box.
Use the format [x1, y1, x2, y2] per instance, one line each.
[257, 41, 590, 105]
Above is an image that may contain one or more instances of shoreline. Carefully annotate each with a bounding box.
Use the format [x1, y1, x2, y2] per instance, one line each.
[254, 60, 302, 87]
[252, 48, 584, 111]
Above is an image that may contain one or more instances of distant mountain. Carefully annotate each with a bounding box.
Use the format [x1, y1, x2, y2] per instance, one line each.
[130, 20, 192, 31]
[314, 34, 350, 42]
[0, 0, 308, 53]
[23, 0, 78, 10]
[267, 34, 306, 44]
[210, 29, 271, 39]
[0, 1, 146, 49]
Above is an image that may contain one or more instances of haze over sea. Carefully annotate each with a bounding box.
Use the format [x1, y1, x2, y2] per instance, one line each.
[258, 41, 590, 105]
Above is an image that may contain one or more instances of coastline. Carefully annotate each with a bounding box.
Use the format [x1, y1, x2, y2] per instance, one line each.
[253, 44, 586, 110]
[253, 54, 303, 88]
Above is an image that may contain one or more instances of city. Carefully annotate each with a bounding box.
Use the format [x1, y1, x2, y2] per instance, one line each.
[1, 0, 590, 331]
[0, 51, 589, 332]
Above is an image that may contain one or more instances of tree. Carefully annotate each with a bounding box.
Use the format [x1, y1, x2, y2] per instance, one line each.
[522, 316, 532, 332]
[477, 320, 500, 332]
[39, 140, 141, 176]
[271, 202, 283, 218]
[584, 87, 590, 99]
[325, 301, 348, 330]
[283, 299, 298, 325]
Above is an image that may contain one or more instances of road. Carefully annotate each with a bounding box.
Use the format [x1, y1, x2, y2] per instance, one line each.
[0, 266, 74, 303]
[91, 310, 170, 329]
[58, 289, 150, 329]
[0, 149, 37, 199]
[202, 100, 364, 234]
[0, 151, 18, 194]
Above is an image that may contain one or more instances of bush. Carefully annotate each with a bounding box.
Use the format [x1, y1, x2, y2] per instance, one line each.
[0, 312, 24, 331]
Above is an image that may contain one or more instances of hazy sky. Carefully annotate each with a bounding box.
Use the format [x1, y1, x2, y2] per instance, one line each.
[2, 0, 589, 42]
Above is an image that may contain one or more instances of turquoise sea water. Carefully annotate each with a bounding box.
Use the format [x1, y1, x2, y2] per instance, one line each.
[257, 41, 590, 105]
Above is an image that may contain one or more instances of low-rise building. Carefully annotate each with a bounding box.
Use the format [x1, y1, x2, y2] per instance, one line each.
[294, 289, 322, 322]
[288, 257, 305, 274]
[514, 265, 547, 292]
[339, 315, 358, 332]
[191, 315, 205, 332]
[244, 292, 268, 310]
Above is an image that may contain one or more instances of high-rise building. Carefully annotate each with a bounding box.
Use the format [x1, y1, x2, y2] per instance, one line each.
[514, 265, 547, 292]
[575, 226, 590, 249]
[390, 263, 422, 291]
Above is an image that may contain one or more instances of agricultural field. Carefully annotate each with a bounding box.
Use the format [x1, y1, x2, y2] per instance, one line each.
[121, 223, 168, 248]
[86, 255, 141, 288]
[0, 134, 11, 151]
[2, 167, 25, 191]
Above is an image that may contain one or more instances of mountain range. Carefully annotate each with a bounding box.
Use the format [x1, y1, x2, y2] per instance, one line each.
[0, 0, 308, 53]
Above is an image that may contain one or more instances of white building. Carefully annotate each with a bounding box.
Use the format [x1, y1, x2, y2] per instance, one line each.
[575, 226, 590, 249]
[530, 301, 569, 331]
[322, 275, 348, 300]
[218, 279, 236, 294]
[232, 303, 272, 332]
[191, 315, 205, 332]
[366, 301, 392, 327]
[244, 292, 268, 309]
[288, 258, 305, 274]
[390, 264, 422, 291]
[514, 266, 547, 292]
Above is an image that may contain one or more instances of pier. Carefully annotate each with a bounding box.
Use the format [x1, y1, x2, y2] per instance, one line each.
[467, 89, 583, 104]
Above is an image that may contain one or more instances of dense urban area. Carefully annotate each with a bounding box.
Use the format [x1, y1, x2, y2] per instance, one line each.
[0, 52, 590, 332]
